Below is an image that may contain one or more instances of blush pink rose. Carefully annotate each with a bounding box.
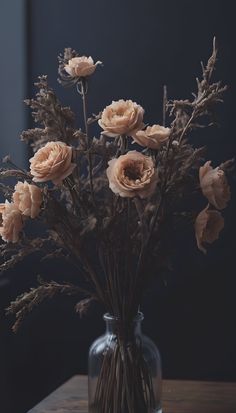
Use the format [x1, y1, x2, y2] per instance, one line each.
[199, 161, 231, 210]
[132, 124, 171, 149]
[64, 56, 102, 78]
[194, 204, 224, 254]
[29, 141, 76, 185]
[0, 202, 23, 243]
[106, 150, 158, 198]
[98, 99, 144, 137]
[13, 181, 43, 219]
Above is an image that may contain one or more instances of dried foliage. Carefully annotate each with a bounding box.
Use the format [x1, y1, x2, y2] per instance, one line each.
[21, 75, 76, 151]
[58, 47, 80, 87]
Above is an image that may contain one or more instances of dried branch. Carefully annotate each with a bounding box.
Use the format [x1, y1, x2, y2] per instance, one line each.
[0, 169, 31, 180]
[168, 37, 227, 143]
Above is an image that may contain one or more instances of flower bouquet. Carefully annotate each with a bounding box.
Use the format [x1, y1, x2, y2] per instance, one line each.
[0, 39, 232, 413]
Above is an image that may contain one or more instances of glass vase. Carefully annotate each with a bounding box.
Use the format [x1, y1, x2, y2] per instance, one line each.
[88, 312, 162, 413]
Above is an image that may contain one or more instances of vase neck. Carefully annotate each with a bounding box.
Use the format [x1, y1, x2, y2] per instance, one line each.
[104, 312, 144, 336]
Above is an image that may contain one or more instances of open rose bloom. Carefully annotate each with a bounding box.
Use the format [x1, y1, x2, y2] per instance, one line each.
[0, 202, 23, 243]
[65, 56, 102, 78]
[132, 125, 171, 149]
[30, 141, 76, 185]
[99, 99, 144, 137]
[106, 151, 158, 198]
[13, 181, 43, 219]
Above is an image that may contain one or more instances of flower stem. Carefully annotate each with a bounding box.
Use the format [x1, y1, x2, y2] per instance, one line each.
[178, 112, 195, 144]
[162, 85, 167, 127]
[80, 79, 95, 207]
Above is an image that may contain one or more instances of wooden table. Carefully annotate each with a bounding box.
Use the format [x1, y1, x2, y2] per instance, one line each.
[28, 375, 236, 413]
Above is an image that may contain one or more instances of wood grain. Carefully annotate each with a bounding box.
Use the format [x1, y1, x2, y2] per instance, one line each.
[28, 375, 236, 413]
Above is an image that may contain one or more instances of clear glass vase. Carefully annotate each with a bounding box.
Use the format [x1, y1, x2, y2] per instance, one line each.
[88, 312, 162, 413]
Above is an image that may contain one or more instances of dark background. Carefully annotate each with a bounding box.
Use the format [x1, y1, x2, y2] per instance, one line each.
[0, 1, 236, 412]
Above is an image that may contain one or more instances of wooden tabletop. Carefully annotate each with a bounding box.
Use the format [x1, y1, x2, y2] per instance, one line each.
[28, 375, 236, 413]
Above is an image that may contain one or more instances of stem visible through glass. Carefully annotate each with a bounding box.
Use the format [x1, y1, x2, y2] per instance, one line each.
[91, 337, 155, 413]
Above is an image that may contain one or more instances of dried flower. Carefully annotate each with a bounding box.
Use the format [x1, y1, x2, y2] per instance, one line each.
[29, 141, 76, 185]
[99, 100, 144, 137]
[199, 161, 231, 210]
[106, 151, 158, 198]
[64, 56, 102, 78]
[13, 181, 43, 219]
[0, 202, 23, 243]
[195, 204, 224, 254]
[132, 125, 171, 149]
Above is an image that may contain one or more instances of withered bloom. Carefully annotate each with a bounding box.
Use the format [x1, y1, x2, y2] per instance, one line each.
[195, 204, 224, 254]
[199, 161, 231, 210]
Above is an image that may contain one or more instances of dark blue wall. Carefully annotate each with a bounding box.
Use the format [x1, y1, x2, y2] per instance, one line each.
[0, 0, 27, 168]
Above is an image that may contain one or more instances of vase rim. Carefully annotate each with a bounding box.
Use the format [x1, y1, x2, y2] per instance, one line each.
[103, 312, 144, 322]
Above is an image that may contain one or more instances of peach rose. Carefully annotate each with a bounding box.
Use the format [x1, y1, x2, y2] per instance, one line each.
[29, 141, 76, 185]
[13, 181, 43, 219]
[132, 124, 171, 149]
[199, 161, 231, 210]
[194, 204, 224, 254]
[106, 150, 158, 198]
[98, 99, 144, 137]
[0, 202, 23, 243]
[64, 56, 102, 78]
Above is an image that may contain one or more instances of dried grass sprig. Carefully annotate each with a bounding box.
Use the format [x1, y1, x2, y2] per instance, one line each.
[6, 280, 89, 332]
[0, 237, 52, 275]
[75, 296, 95, 317]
